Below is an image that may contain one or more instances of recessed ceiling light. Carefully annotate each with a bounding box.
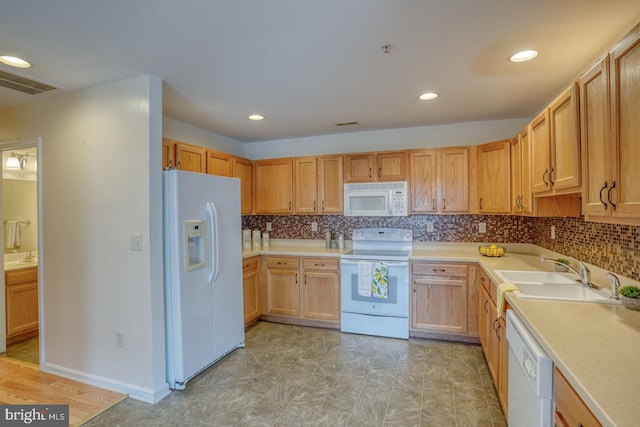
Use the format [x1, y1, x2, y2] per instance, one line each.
[0, 55, 31, 68]
[418, 92, 439, 101]
[509, 50, 538, 63]
[248, 114, 264, 121]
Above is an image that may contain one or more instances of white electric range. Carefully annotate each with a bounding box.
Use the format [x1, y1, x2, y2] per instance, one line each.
[340, 228, 412, 339]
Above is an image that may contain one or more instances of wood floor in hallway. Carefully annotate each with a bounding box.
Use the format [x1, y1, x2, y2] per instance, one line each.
[0, 357, 126, 426]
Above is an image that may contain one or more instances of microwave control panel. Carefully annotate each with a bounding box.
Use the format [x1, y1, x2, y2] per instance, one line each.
[391, 190, 407, 215]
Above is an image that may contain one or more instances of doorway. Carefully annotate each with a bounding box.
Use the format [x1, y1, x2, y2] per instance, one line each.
[0, 138, 41, 366]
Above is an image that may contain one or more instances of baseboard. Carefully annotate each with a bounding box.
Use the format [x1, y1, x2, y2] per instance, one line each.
[42, 362, 171, 404]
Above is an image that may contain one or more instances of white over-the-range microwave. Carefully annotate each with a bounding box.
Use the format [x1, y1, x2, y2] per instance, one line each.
[343, 181, 408, 216]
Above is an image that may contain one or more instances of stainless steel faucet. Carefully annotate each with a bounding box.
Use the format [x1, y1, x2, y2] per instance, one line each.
[606, 273, 621, 299]
[540, 256, 596, 288]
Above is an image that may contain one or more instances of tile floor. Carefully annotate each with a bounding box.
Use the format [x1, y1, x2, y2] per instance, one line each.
[0, 336, 39, 364]
[87, 321, 506, 426]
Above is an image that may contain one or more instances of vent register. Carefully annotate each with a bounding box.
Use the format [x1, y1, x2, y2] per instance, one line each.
[0, 69, 57, 95]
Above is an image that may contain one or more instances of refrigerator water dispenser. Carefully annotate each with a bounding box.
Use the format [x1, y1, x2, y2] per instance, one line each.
[184, 220, 206, 271]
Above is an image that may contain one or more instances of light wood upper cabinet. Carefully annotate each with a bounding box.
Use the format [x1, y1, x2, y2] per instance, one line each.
[549, 84, 581, 192]
[376, 151, 407, 181]
[531, 84, 581, 196]
[162, 138, 175, 169]
[345, 151, 407, 182]
[440, 149, 469, 212]
[478, 140, 511, 213]
[255, 158, 294, 214]
[294, 157, 318, 214]
[345, 153, 375, 182]
[409, 150, 437, 212]
[318, 156, 344, 213]
[530, 110, 551, 193]
[206, 150, 233, 177]
[294, 155, 344, 214]
[410, 148, 468, 213]
[581, 24, 640, 224]
[511, 129, 533, 215]
[232, 157, 253, 215]
[175, 142, 207, 173]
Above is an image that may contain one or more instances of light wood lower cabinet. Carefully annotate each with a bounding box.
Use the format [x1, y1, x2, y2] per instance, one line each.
[266, 256, 300, 316]
[410, 262, 477, 339]
[477, 268, 508, 414]
[5, 267, 39, 345]
[302, 258, 340, 321]
[242, 256, 261, 326]
[554, 368, 601, 427]
[264, 256, 340, 327]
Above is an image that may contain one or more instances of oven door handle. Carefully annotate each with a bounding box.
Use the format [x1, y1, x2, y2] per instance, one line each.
[340, 260, 408, 267]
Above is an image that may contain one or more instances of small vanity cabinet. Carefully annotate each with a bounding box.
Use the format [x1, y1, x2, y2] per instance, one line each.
[5, 267, 39, 344]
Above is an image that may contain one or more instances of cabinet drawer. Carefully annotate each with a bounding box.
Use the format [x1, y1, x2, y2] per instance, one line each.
[412, 263, 467, 278]
[242, 256, 259, 272]
[302, 258, 339, 272]
[266, 256, 300, 270]
[554, 368, 601, 427]
[6, 268, 38, 285]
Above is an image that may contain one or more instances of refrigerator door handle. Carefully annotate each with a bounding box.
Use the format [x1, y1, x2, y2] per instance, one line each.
[206, 202, 220, 283]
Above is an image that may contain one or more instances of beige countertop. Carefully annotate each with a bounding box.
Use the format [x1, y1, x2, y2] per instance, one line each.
[4, 251, 38, 271]
[244, 240, 639, 426]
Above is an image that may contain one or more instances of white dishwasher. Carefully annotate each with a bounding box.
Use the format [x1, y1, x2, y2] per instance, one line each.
[506, 310, 554, 427]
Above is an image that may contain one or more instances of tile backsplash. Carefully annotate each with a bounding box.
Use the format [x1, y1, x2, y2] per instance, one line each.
[242, 214, 640, 281]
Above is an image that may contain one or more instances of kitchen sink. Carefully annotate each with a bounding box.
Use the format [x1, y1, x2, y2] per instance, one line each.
[495, 270, 619, 304]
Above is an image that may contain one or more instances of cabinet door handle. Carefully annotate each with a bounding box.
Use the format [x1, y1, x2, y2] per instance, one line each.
[443, 198, 446, 210]
[607, 180, 617, 212]
[314, 263, 325, 267]
[483, 299, 489, 313]
[479, 198, 483, 211]
[494, 321, 501, 341]
[369, 168, 372, 179]
[599, 181, 608, 210]
[378, 167, 382, 178]
[549, 166, 556, 186]
[289, 201, 292, 212]
[177, 160, 182, 170]
[432, 268, 446, 272]
[313, 200, 316, 211]
[295, 273, 298, 284]
[432, 198, 436, 211]
[542, 169, 549, 186]
[304, 274, 307, 285]
[322, 200, 325, 210]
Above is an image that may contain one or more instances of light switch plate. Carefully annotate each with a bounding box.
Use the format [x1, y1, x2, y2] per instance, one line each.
[478, 222, 487, 233]
[426, 222, 434, 233]
[311, 222, 318, 232]
[266, 222, 272, 231]
[130, 234, 143, 251]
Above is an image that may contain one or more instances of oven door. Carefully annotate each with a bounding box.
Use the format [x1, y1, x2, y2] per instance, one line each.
[340, 259, 409, 317]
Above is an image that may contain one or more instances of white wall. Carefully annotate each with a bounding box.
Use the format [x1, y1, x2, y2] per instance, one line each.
[244, 118, 528, 159]
[0, 75, 169, 403]
[163, 116, 245, 157]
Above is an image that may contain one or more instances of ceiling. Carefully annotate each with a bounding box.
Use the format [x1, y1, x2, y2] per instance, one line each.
[1, 1, 640, 143]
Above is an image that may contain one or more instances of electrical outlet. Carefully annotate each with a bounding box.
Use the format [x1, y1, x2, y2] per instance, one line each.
[478, 222, 487, 233]
[311, 222, 318, 232]
[130, 234, 143, 251]
[266, 222, 272, 231]
[426, 222, 434, 233]
[116, 330, 124, 348]
[551, 225, 556, 239]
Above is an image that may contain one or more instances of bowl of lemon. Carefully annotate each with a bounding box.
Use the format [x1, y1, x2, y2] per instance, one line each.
[478, 244, 506, 257]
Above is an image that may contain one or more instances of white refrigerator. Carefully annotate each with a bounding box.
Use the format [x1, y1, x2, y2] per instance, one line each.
[163, 169, 245, 390]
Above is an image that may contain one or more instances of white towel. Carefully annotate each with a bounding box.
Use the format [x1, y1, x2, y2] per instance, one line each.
[5, 220, 20, 249]
[357, 261, 373, 296]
